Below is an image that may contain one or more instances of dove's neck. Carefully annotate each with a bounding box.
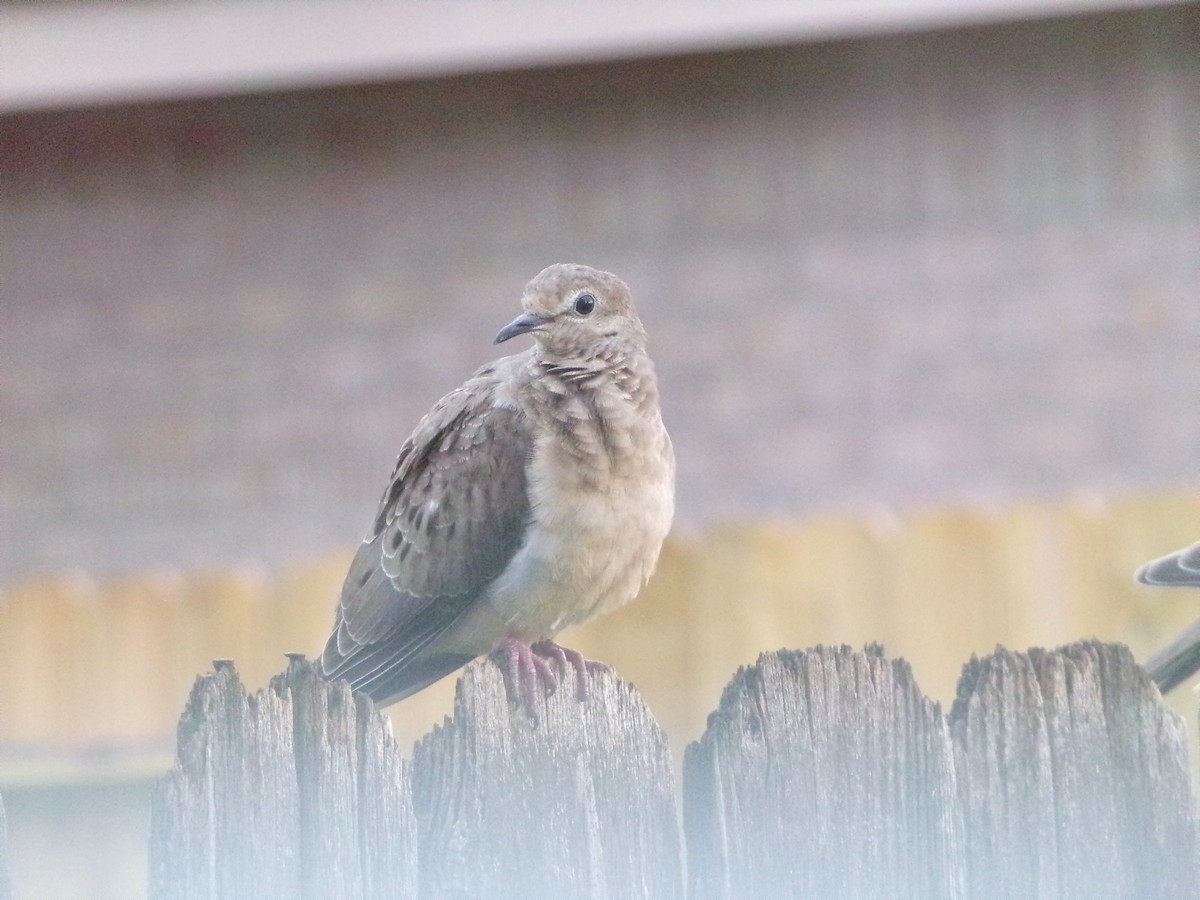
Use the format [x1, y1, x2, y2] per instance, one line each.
[518, 346, 665, 479]
[530, 345, 660, 410]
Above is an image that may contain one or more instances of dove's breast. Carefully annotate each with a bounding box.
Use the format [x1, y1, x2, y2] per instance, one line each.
[483, 397, 675, 640]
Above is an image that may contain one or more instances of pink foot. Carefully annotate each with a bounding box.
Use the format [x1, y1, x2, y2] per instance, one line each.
[494, 638, 557, 707]
[531, 640, 608, 700]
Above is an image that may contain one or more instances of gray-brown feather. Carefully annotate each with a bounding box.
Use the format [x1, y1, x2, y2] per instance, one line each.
[1137, 541, 1200, 587]
[320, 372, 532, 701]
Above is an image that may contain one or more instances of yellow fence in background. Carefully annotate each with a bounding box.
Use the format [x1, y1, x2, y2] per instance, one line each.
[2, 490, 1198, 785]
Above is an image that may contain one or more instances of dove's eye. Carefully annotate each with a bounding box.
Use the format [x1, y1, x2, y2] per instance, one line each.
[573, 293, 596, 316]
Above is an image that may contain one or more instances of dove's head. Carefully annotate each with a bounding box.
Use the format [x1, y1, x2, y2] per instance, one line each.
[494, 263, 647, 360]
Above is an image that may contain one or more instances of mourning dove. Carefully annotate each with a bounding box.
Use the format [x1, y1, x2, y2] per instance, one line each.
[320, 263, 674, 706]
[1136, 542, 1200, 587]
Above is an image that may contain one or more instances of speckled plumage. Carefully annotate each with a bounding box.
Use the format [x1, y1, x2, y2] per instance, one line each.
[320, 264, 674, 705]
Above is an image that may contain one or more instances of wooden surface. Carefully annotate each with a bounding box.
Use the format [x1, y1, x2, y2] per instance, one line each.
[0, 792, 9, 900]
[950, 643, 1198, 900]
[148, 658, 416, 900]
[147, 643, 1197, 899]
[411, 663, 683, 900]
[684, 645, 962, 899]
[685, 642, 1198, 900]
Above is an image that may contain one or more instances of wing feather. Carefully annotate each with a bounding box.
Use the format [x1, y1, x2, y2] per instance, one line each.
[1137, 541, 1200, 587]
[320, 368, 532, 702]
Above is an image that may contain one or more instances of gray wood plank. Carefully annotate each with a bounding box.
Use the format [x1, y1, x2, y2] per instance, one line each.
[411, 659, 684, 900]
[355, 691, 418, 899]
[0, 791, 10, 900]
[683, 645, 964, 900]
[148, 657, 415, 900]
[275, 657, 417, 900]
[149, 660, 300, 900]
[950, 641, 1200, 900]
[145, 643, 1198, 899]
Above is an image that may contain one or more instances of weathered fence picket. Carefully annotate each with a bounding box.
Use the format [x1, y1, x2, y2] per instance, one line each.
[950, 644, 1197, 900]
[148, 659, 415, 900]
[412, 663, 683, 900]
[686, 642, 1198, 900]
[144, 642, 1199, 899]
[684, 645, 963, 899]
[0, 792, 10, 900]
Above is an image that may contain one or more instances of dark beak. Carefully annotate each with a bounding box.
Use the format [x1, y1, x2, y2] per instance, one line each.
[494, 312, 548, 344]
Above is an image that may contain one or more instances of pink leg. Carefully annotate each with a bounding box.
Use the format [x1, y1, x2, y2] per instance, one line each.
[494, 638, 557, 706]
[531, 640, 608, 700]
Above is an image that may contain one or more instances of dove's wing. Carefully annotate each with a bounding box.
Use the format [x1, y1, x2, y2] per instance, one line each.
[320, 366, 533, 702]
[1136, 541, 1200, 588]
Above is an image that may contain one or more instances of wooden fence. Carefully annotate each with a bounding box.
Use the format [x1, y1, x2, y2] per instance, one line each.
[3, 493, 1200, 898]
[124, 642, 1197, 898]
[0, 795, 8, 900]
[4, 490, 1200, 785]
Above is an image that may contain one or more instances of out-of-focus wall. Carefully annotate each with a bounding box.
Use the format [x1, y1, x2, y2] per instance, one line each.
[3, 7, 1198, 584]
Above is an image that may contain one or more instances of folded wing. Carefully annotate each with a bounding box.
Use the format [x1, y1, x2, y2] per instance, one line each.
[320, 372, 532, 703]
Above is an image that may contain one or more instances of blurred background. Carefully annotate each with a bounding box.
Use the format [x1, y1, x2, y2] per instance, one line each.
[3, 0, 1200, 897]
